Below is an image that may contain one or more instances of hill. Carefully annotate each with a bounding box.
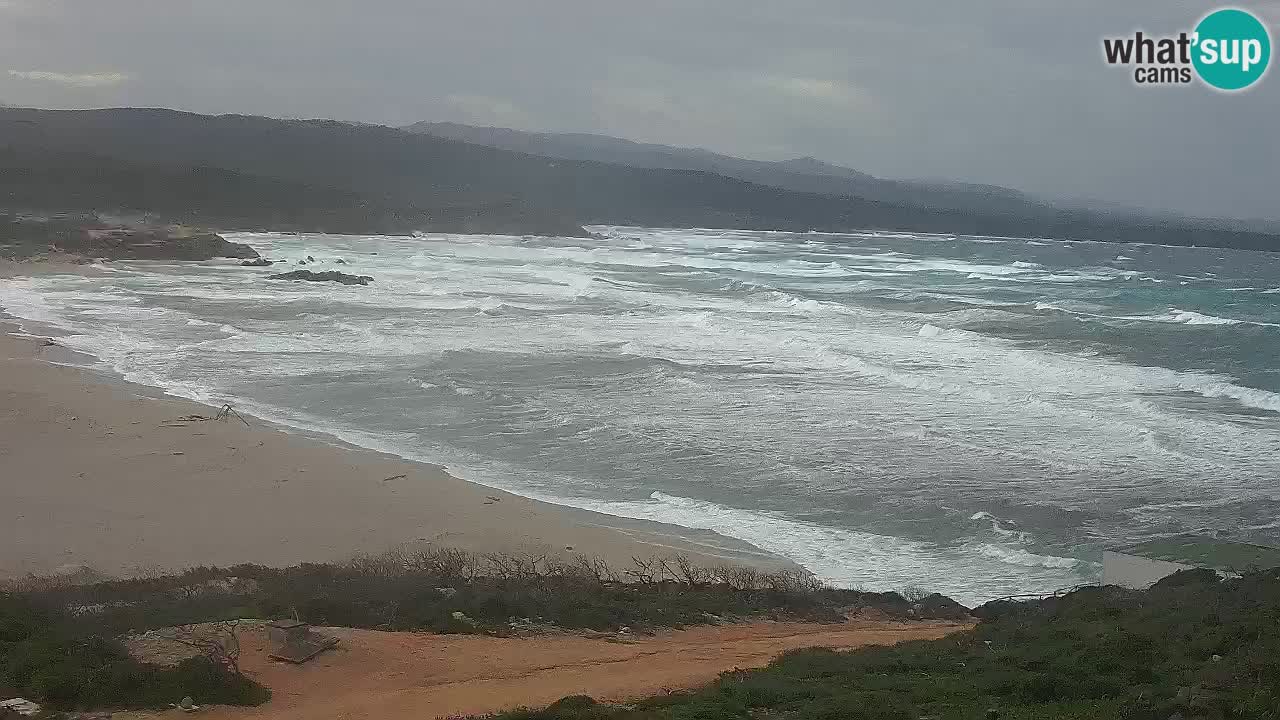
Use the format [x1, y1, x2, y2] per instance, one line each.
[2, 107, 1277, 249]
[403, 120, 1042, 216]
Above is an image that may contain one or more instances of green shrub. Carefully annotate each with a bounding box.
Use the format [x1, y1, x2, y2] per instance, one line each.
[0, 594, 268, 710]
[478, 569, 1280, 720]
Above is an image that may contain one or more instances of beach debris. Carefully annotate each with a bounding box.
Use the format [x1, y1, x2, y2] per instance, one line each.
[606, 628, 638, 645]
[160, 414, 211, 427]
[383, 473, 408, 482]
[483, 495, 502, 505]
[451, 611, 478, 627]
[267, 269, 373, 286]
[0, 698, 41, 717]
[267, 620, 338, 664]
[215, 403, 250, 427]
[40, 338, 57, 347]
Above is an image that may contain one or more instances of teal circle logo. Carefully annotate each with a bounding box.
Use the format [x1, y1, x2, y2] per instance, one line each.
[1192, 8, 1271, 90]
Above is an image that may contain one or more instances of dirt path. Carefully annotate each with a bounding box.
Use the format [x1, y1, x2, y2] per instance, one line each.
[127, 620, 965, 720]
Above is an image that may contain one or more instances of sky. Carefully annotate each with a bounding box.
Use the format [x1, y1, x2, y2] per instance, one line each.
[1, 0, 1277, 220]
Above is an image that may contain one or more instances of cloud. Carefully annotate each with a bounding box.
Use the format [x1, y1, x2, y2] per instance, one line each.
[753, 75, 867, 107]
[443, 94, 534, 128]
[8, 70, 130, 88]
[0, 0, 1274, 219]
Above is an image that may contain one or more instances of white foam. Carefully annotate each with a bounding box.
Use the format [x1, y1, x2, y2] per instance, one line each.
[970, 511, 1028, 541]
[585, 492, 1084, 604]
[5, 226, 1278, 603]
[1037, 303, 1278, 330]
[973, 544, 1082, 569]
[1188, 380, 1280, 413]
[1168, 310, 1240, 326]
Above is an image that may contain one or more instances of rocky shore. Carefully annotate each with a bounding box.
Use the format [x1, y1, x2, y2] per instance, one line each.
[0, 214, 258, 263]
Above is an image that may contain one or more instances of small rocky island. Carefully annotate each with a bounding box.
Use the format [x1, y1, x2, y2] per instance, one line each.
[266, 270, 373, 286]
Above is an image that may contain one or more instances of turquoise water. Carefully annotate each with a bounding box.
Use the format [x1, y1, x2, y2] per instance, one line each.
[4, 226, 1278, 604]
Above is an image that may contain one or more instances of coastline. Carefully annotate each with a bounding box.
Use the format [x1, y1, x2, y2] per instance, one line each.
[0, 279, 793, 580]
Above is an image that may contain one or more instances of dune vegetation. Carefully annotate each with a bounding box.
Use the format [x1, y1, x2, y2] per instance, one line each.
[483, 569, 1280, 720]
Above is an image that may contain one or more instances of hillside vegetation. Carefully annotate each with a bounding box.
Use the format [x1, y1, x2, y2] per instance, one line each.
[0, 595, 267, 711]
[484, 569, 1280, 720]
[0, 147, 587, 237]
[1, 550, 964, 711]
[8, 551, 965, 640]
[2, 107, 1278, 250]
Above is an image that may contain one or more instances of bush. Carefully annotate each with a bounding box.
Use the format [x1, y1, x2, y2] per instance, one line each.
[0, 595, 268, 710]
[10, 550, 962, 641]
[477, 569, 1280, 720]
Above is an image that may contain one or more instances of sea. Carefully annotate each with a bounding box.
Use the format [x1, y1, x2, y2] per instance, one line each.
[3, 226, 1279, 606]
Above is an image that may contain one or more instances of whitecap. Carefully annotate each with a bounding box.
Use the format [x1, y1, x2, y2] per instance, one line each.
[972, 544, 1081, 569]
[1186, 380, 1280, 413]
[582, 491, 1087, 605]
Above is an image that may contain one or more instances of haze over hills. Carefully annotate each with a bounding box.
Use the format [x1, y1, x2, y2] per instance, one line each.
[0, 106, 1276, 250]
[404, 120, 1043, 217]
[407, 120, 1280, 235]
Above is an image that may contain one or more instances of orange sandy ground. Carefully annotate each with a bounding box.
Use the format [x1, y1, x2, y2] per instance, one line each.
[125, 620, 966, 720]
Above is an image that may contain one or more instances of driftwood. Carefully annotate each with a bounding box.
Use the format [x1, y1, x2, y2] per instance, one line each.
[215, 403, 250, 427]
[158, 622, 243, 675]
[160, 404, 249, 428]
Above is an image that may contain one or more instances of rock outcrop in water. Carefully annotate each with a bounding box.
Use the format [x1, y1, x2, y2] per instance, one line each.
[241, 257, 274, 266]
[267, 270, 373, 286]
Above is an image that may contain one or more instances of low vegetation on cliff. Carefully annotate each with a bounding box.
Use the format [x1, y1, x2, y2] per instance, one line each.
[1, 550, 964, 711]
[7, 550, 965, 640]
[486, 568, 1280, 720]
[0, 595, 268, 711]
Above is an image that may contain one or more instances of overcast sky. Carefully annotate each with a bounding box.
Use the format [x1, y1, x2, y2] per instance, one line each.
[1, 0, 1276, 219]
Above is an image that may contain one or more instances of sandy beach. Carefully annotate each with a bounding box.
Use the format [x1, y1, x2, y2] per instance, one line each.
[0, 272, 788, 580]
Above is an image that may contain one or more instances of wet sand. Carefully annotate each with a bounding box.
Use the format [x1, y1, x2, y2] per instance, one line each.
[0, 313, 788, 581]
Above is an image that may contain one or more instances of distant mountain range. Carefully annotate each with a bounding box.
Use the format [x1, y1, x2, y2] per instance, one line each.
[0, 107, 1276, 250]
[404, 121, 1046, 218]
[405, 121, 1280, 235]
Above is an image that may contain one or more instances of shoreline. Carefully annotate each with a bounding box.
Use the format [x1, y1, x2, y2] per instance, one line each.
[0, 296, 794, 581]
